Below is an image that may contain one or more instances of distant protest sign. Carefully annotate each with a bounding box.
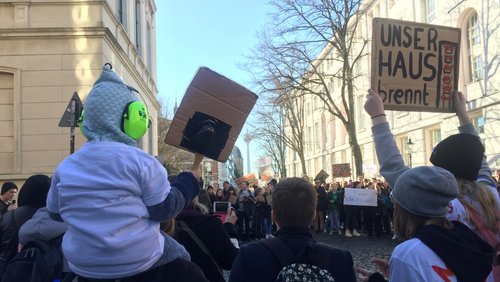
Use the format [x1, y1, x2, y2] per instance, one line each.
[343, 188, 377, 207]
[371, 18, 461, 113]
[332, 163, 351, 178]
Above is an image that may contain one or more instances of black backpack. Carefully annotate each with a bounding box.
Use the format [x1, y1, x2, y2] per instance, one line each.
[261, 238, 335, 282]
[1, 235, 64, 282]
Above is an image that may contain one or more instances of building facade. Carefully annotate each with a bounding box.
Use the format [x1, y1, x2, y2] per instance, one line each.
[286, 0, 500, 180]
[0, 0, 158, 184]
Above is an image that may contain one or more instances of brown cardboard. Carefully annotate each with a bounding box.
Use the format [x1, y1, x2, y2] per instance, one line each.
[332, 163, 351, 178]
[314, 169, 329, 182]
[165, 67, 258, 162]
[371, 18, 461, 112]
[228, 195, 238, 205]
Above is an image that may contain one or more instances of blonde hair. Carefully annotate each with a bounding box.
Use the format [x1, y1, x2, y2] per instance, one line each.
[160, 218, 176, 235]
[457, 179, 499, 232]
[393, 204, 452, 241]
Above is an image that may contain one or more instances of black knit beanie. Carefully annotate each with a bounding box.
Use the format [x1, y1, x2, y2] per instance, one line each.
[430, 133, 484, 181]
[1, 182, 18, 195]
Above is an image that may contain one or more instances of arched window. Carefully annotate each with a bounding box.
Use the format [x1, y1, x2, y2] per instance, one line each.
[467, 12, 483, 82]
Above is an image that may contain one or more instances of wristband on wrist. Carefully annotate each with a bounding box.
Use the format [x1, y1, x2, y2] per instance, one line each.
[371, 114, 386, 119]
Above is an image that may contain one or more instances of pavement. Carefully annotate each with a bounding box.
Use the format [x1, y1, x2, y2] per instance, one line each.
[313, 231, 399, 273]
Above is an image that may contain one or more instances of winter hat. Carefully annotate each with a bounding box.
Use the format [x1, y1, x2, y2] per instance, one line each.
[392, 166, 459, 218]
[81, 65, 140, 146]
[1, 182, 18, 195]
[17, 174, 50, 207]
[430, 133, 484, 181]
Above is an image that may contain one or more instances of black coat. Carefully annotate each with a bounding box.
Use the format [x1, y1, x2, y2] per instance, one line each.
[174, 213, 239, 282]
[316, 187, 329, 211]
[0, 205, 39, 261]
[229, 227, 357, 282]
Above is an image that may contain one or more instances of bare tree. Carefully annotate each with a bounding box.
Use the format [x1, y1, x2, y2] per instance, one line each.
[157, 115, 194, 175]
[253, 101, 288, 178]
[253, 84, 309, 176]
[244, 0, 369, 177]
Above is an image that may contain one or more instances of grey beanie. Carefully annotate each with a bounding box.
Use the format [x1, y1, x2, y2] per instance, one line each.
[392, 166, 459, 218]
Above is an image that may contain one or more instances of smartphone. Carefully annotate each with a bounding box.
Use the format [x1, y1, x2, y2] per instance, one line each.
[213, 201, 231, 213]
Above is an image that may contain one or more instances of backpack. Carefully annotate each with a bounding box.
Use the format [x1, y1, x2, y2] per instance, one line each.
[261, 238, 335, 282]
[1, 235, 64, 282]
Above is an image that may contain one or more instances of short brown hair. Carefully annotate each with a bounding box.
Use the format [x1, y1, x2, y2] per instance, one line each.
[272, 177, 317, 228]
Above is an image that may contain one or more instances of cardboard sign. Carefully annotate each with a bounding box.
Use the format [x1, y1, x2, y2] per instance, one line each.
[371, 18, 461, 112]
[165, 67, 258, 162]
[228, 195, 237, 205]
[236, 173, 258, 187]
[343, 188, 377, 207]
[332, 163, 351, 178]
[314, 169, 329, 182]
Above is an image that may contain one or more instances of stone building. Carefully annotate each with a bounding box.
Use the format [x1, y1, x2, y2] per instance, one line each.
[0, 0, 158, 184]
[285, 0, 500, 180]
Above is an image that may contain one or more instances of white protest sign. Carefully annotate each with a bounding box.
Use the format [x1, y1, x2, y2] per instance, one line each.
[343, 188, 377, 207]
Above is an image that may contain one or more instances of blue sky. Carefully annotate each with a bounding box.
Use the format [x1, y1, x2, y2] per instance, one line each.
[156, 1, 271, 172]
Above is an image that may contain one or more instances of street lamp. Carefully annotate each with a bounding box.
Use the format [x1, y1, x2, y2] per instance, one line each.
[407, 138, 414, 168]
[243, 133, 254, 174]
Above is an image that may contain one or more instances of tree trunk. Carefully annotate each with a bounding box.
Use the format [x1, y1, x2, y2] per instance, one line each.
[346, 67, 364, 177]
[298, 150, 307, 177]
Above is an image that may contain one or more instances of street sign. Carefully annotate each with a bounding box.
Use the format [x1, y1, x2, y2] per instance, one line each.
[58, 92, 83, 128]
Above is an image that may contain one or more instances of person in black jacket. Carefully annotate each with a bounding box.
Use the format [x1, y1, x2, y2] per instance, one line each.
[314, 180, 329, 234]
[229, 177, 356, 282]
[174, 198, 239, 282]
[0, 174, 50, 262]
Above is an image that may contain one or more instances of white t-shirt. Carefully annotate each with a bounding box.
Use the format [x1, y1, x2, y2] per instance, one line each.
[390, 238, 458, 282]
[47, 141, 171, 278]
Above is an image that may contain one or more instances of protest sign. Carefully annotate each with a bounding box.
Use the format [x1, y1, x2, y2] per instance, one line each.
[165, 67, 258, 162]
[343, 188, 377, 207]
[332, 163, 351, 178]
[371, 18, 461, 112]
[314, 169, 329, 182]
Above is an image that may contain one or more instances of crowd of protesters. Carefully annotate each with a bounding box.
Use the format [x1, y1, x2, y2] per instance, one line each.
[0, 66, 498, 281]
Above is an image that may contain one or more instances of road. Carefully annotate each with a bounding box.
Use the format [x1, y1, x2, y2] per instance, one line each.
[313, 232, 398, 273]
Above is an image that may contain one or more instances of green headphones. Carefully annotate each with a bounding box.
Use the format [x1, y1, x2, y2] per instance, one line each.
[78, 101, 149, 140]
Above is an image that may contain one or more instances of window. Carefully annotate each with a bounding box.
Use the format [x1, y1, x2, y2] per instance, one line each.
[472, 115, 485, 134]
[314, 122, 320, 150]
[429, 128, 441, 148]
[426, 0, 436, 22]
[400, 136, 411, 166]
[135, 0, 142, 56]
[357, 95, 365, 130]
[467, 12, 483, 82]
[147, 22, 152, 70]
[116, 0, 127, 27]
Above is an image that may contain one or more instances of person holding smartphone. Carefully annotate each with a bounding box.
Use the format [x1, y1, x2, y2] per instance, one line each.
[174, 197, 239, 282]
